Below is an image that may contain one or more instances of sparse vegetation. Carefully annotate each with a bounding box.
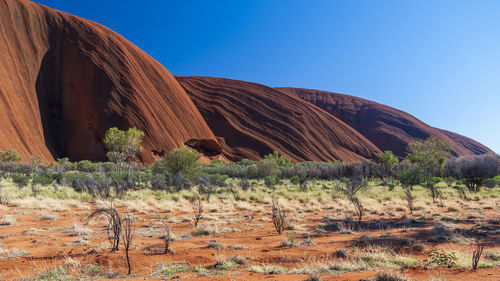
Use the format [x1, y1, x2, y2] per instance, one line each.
[472, 240, 486, 270]
[88, 207, 122, 251]
[122, 214, 134, 274]
[335, 176, 366, 224]
[271, 197, 286, 235]
[193, 197, 203, 227]
[0, 144, 496, 280]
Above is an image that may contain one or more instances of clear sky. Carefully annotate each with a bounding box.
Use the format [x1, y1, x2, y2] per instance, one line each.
[36, 0, 500, 153]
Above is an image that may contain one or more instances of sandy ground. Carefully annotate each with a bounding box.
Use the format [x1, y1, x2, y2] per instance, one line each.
[0, 198, 498, 280]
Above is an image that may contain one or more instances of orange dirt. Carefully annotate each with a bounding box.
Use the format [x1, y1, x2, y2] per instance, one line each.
[0, 200, 498, 280]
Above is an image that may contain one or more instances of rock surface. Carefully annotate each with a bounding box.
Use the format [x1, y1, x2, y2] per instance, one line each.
[277, 87, 492, 157]
[0, 0, 491, 164]
[177, 76, 382, 162]
[0, 0, 220, 163]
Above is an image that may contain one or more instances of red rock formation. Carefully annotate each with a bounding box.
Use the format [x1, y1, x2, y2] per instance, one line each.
[0, 0, 220, 163]
[277, 87, 492, 157]
[438, 129, 492, 156]
[177, 76, 381, 162]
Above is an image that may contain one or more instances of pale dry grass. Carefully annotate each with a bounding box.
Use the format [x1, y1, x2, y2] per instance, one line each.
[66, 223, 93, 237]
[37, 212, 58, 221]
[11, 198, 89, 212]
[0, 215, 16, 225]
[0, 245, 29, 258]
[123, 199, 156, 214]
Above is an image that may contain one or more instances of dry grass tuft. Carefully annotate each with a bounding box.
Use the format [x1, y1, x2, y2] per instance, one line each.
[375, 270, 411, 281]
[67, 223, 93, 237]
[0, 215, 16, 225]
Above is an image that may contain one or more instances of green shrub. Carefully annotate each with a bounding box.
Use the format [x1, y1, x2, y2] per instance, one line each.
[257, 159, 280, 178]
[263, 151, 293, 168]
[153, 148, 200, 182]
[425, 250, 457, 268]
[0, 149, 22, 162]
[444, 176, 456, 187]
[100, 162, 117, 173]
[264, 176, 279, 188]
[396, 167, 424, 186]
[32, 174, 54, 186]
[431, 177, 442, 185]
[290, 175, 300, 185]
[207, 174, 228, 186]
[76, 160, 98, 173]
[484, 178, 496, 188]
[12, 174, 29, 187]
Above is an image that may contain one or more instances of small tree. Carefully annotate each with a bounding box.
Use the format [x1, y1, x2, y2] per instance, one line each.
[263, 151, 294, 168]
[397, 167, 424, 215]
[407, 137, 451, 202]
[104, 127, 144, 175]
[122, 214, 134, 275]
[335, 176, 367, 224]
[378, 151, 399, 181]
[444, 154, 500, 193]
[29, 155, 44, 173]
[153, 147, 201, 182]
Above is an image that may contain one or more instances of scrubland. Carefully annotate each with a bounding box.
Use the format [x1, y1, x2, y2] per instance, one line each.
[0, 178, 498, 281]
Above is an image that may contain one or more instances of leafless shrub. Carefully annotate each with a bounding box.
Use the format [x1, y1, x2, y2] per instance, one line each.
[163, 224, 174, 254]
[88, 207, 122, 251]
[193, 197, 203, 227]
[472, 240, 486, 270]
[403, 185, 414, 214]
[335, 176, 366, 224]
[271, 197, 286, 235]
[122, 214, 134, 275]
[333, 248, 350, 259]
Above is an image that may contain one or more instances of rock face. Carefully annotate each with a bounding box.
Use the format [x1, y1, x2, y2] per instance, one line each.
[177, 76, 382, 162]
[0, 0, 220, 163]
[277, 87, 493, 157]
[0, 0, 491, 164]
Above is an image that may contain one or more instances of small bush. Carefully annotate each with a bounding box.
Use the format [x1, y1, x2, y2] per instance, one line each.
[472, 241, 486, 270]
[12, 174, 29, 187]
[425, 249, 457, 268]
[333, 248, 350, 259]
[193, 197, 203, 227]
[153, 147, 201, 182]
[271, 198, 286, 235]
[264, 176, 279, 188]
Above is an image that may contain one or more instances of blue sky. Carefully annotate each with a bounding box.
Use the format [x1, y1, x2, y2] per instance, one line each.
[37, 0, 500, 153]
